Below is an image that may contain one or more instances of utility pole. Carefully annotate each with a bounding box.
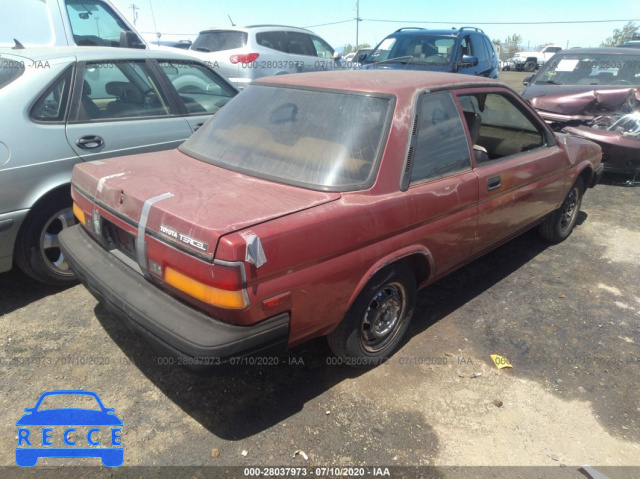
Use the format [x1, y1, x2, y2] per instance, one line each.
[355, 0, 361, 48]
[130, 3, 139, 25]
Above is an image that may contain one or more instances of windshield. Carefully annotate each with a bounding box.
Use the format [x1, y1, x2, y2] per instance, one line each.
[180, 85, 392, 191]
[66, 0, 133, 47]
[535, 53, 640, 86]
[36, 394, 101, 411]
[363, 34, 456, 66]
[192, 31, 247, 53]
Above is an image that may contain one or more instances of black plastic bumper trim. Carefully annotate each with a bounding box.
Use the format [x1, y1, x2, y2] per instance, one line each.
[59, 225, 290, 361]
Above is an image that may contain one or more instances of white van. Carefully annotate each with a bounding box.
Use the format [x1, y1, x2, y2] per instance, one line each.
[2, 0, 148, 49]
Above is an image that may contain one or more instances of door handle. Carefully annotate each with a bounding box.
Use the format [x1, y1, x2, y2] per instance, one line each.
[487, 175, 501, 191]
[76, 135, 104, 149]
[194, 122, 204, 131]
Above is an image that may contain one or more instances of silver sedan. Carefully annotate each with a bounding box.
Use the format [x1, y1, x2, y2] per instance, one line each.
[0, 46, 237, 285]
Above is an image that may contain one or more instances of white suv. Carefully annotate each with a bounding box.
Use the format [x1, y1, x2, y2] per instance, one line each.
[189, 25, 343, 88]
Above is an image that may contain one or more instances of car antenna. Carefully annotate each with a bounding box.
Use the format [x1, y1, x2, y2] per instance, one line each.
[12, 39, 25, 50]
[228, 14, 236, 26]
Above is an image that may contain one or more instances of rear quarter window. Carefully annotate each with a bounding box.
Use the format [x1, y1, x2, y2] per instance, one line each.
[0, 59, 25, 89]
[256, 31, 287, 52]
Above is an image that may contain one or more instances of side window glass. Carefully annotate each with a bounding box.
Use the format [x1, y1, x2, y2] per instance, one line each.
[65, 0, 133, 47]
[460, 36, 473, 57]
[410, 92, 471, 184]
[310, 35, 335, 58]
[31, 67, 73, 122]
[256, 31, 287, 52]
[160, 61, 236, 114]
[457, 93, 546, 163]
[471, 35, 487, 62]
[483, 37, 495, 60]
[77, 60, 170, 121]
[285, 32, 316, 56]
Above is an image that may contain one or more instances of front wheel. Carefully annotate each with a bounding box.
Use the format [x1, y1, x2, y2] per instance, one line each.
[14, 194, 78, 286]
[328, 264, 417, 367]
[539, 177, 584, 243]
[524, 60, 537, 72]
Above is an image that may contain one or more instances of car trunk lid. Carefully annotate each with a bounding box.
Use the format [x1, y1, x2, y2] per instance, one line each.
[72, 149, 341, 259]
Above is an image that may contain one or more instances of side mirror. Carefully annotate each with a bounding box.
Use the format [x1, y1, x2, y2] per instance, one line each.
[523, 74, 535, 86]
[460, 55, 478, 67]
[119, 30, 145, 49]
[357, 53, 368, 63]
[332, 51, 341, 60]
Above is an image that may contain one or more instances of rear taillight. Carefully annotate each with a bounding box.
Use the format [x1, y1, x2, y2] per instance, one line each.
[229, 53, 259, 64]
[163, 262, 248, 310]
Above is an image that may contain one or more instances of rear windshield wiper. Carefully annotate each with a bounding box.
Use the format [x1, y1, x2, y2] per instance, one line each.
[535, 80, 560, 85]
[193, 47, 211, 52]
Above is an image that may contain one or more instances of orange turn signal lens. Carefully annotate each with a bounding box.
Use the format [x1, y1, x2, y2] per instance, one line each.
[164, 266, 247, 310]
[72, 202, 86, 226]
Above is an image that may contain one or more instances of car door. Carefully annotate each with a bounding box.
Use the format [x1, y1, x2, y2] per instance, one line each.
[404, 91, 478, 276]
[455, 89, 568, 255]
[153, 59, 237, 132]
[65, 58, 192, 162]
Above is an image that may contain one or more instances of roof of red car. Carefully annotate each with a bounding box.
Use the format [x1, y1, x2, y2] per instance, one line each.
[255, 70, 503, 96]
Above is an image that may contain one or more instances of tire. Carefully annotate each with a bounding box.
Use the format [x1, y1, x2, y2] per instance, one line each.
[539, 177, 584, 243]
[524, 60, 537, 72]
[14, 193, 78, 286]
[328, 264, 417, 367]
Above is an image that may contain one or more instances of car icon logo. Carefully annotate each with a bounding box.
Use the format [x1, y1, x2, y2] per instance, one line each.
[16, 390, 123, 467]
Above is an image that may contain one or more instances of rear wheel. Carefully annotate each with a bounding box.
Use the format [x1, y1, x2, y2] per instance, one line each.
[539, 177, 584, 243]
[328, 264, 416, 367]
[14, 194, 78, 286]
[524, 60, 537, 72]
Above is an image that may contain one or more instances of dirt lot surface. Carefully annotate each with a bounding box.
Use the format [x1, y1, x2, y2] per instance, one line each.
[1, 72, 638, 479]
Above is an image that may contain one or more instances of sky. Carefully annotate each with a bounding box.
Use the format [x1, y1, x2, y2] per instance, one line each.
[110, 0, 639, 51]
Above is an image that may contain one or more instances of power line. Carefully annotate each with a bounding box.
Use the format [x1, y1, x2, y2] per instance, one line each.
[303, 19, 353, 28]
[361, 18, 639, 25]
[304, 18, 638, 29]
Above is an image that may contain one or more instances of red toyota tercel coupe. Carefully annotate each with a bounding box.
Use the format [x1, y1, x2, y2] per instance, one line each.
[60, 71, 603, 367]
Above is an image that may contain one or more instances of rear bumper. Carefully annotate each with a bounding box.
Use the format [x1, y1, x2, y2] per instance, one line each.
[59, 225, 290, 364]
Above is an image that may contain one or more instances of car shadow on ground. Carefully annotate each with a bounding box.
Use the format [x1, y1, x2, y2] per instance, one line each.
[403, 229, 553, 349]
[92, 227, 556, 441]
[0, 268, 74, 316]
[600, 171, 640, 187]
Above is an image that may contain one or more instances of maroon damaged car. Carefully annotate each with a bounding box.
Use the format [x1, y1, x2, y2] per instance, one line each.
[59, 71, 603, 367]
[522, 47, 640, 173]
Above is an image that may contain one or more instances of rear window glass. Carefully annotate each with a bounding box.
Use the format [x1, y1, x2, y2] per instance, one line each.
[180, 85, 392, 191]
[192, 31, 247, 53]
[0, 59, 25, 89]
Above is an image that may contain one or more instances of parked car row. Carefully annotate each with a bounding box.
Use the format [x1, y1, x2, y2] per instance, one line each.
[188, 25, 501, 89]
